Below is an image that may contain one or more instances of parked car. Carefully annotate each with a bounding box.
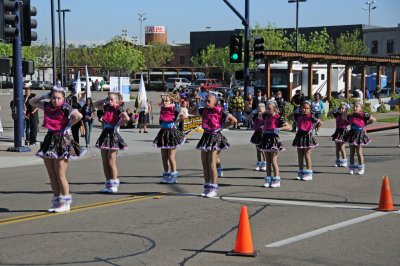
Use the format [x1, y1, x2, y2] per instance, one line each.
[130, 79, 140, 91]
[165, 77, 191, 91]
[0, 80, 13, 88]
[102, 81, 111, 91]
[188, 79, 222, 91]
[31, 81, 53, 90]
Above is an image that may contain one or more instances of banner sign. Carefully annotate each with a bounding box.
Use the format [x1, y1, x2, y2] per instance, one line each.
[183, 116, 202, 134]
[145, 26, 165, 34]
[110, 77, 130, 102]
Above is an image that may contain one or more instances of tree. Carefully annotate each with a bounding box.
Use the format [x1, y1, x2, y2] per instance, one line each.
[335, 29, 367, 55]
[98, 41, 145, 75]
[191, 44, 242, 76]
[251, 23, 291, 50]
[291, 28, 334, 53]
[141, 43, 174, 68]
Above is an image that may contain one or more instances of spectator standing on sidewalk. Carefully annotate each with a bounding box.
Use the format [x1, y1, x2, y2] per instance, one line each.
[229, 89, 244, 129]
[24, 87, 39, 145]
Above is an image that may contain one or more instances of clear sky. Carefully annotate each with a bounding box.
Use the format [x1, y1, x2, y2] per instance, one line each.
[32, 0, 400, 46]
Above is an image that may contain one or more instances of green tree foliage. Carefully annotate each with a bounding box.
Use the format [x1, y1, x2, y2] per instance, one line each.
[335, 29, 368, 55]
[140, 43, 174, 68]
[0, 42, 12, 57]
[291, 28, 334, 53]
[191, 44, 242, 75]
[252, 23, 291, 50]
[98, 41, 145, 75]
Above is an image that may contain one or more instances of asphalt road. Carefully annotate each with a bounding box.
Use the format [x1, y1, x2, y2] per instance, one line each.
[1, 120, 400, 265]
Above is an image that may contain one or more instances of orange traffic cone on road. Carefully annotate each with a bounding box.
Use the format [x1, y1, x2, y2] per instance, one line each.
[226, 206, 257, 257]
[376, 176, 396, 212]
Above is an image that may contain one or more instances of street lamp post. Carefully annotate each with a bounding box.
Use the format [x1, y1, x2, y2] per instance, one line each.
[138, 13, 147, 46]
[58, 9, 71, 86]
[57, 0, 63, 86]
[288, 0, 306, 52]
[362, 1, 377, 25]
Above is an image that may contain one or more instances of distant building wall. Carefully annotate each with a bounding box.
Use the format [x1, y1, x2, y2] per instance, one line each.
[166, 44, 191, 67]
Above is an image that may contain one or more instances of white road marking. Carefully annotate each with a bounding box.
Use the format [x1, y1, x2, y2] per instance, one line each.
[265, 212, 388, 247]
[220, 196, 374, 210]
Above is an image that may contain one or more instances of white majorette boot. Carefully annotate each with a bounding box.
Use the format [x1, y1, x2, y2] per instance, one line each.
[160, 172, 171, 184]
[53, 195, 72, 213]
[101, 179, 120, 193]
[357, 165, 365, 175]
[296, 170, 304, 180]
[260, 161, 267, 171]
[264, 176, 272, 187]
[168, 171, 179, 184]
[254, 162, 261, 171]
[349, 165, 357, 175]
[302, 170, 313, 181]
[217, 166, 223, 177]
[334, 159, 341, 167]
[205, 184, 219, 198]
[48, 196, 60, 212]
[340, 159, 348, 167]
[201, 183, 211, 197]
[270, 176, 281, 188]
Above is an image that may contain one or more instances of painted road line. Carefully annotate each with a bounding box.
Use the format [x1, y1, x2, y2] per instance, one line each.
[221, 196, 374, 210]
[265, 212, 388, 248]
[0, 194, 161, 226]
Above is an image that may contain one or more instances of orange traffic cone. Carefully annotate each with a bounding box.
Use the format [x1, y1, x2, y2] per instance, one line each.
[227, 206, 257, 257]
[376, 176, 396, 212]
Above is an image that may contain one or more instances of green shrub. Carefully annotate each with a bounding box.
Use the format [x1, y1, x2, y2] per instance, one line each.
[283, 103, 294, 122]
[377, 102, 388, 113]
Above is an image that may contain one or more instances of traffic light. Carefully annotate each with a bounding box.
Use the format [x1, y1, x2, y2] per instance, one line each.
[21, 0, 37, 46]
[229, 35, 242, 63]
[253, 36, 265, 62]
[0, 0, 19, 42]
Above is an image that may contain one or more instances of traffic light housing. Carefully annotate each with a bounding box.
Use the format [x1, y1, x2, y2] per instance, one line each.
[253, 36, 265, 62]
[21, 0, 37, 46]
[0, 0, 19, 42]
[229, 35, 242, 63]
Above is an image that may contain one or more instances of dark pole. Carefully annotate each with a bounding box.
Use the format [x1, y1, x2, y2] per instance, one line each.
[8, 1, 30, 152]
[62, 10, 66, 85]
[295, 0, 299, 51]
[57, 0, 63, 86]
[51, 0, 56, 85]
[243, 0, 250, 97]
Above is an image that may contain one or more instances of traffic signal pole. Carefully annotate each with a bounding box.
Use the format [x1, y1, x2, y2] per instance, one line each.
[8, 0, 30, 152]
[223, 0, 250, 96]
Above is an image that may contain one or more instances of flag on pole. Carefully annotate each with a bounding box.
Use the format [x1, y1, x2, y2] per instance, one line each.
[75, 71, 81, 93]
[138, 74, 147, 110]
[85, 66, 91, 98]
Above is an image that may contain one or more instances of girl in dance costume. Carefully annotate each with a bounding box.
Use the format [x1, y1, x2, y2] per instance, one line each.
[328, 102, 350, 167]
[196, 94, 236, 198]
[343, 102, 376, 175]
[29, 87, 84, 212]
[250, 103, 266, 171]
[291, 101, 323, 181]
[153, 93, 187, 184]
[257, 101, 290, 187]
[94, 92, 129, 193]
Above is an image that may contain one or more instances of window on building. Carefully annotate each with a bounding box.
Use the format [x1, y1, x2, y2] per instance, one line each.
[371, 40, 378, 54]
[312, 73, 318, 85]
[179, 55, 185, 65]
[387, 40, 394, 53]
[321, 74, 325, 81]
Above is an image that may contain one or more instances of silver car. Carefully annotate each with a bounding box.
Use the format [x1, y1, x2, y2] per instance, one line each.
[165, 77, 191, 91]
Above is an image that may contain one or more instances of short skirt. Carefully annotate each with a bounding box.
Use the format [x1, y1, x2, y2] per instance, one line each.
[153, 128, 185, 149]
[250, 131, 263, 145]
[292, 130, 318, 149]
[257, 133, 285, 152]
[343, 129, 371, 146]
[96, 128, 128, 150]
[196, 132, 230, 151]
[36, 131, 85, 159]
[329, 128, 348, 143]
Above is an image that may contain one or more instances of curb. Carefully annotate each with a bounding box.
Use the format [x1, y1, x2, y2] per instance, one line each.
[366, 123, 399, 133]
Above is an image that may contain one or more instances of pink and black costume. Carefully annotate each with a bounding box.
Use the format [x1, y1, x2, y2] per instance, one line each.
[153, 104, 185, 149]
[257, 113, 286, 152]
[343, 112, 371, 146]
[292, 113, 319, 148]
[250, 114, 264, 145]
[36, 101, 83, 159]
[196, 106, 230, 151]
[329, 110, 349, 143]
[96, 105, 128, 150]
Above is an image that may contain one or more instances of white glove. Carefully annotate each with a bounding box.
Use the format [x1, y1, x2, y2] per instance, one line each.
[114, 125, 120, 133]
[64, 125, 72, 135]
